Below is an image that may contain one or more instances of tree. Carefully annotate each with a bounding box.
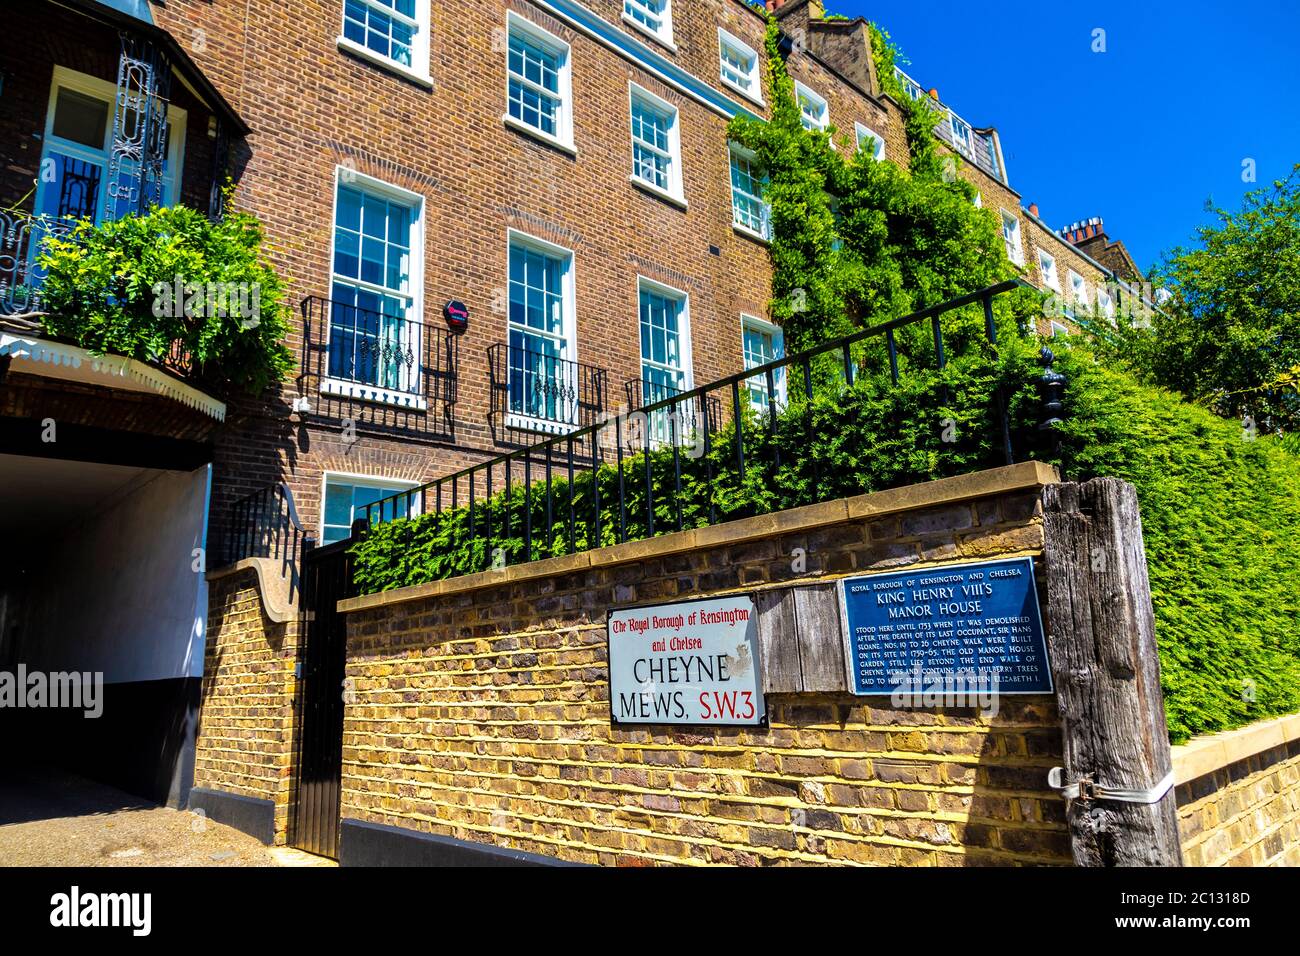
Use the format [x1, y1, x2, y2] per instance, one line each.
[1122, 166, 1300, 432]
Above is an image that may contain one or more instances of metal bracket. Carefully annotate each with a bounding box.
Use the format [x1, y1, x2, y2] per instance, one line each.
[1048, 767, 1174, 805]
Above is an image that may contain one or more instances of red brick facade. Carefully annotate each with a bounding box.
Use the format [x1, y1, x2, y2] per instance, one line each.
[6, 0, 1136, 545]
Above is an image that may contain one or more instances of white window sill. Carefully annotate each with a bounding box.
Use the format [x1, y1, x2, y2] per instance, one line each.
[621, 14, 677, 53]
[501, 114, 578, 156]
[506, 412, 580, 436]
[320, 377, 428, 411]
[336, 36, 433, 89]
[629, 175, 687, 210]
[720, 76, 764, 108]
[732, 222, 770, 245]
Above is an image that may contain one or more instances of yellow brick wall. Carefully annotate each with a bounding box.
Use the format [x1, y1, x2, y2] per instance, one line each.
[194, 568, 300, 844]
[1176, 740, 1300, 867]
[340, 489, 1071, 865]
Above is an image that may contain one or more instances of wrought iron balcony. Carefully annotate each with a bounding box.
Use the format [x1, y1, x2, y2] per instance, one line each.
[299, 296, 457, 439]
[623, 375, 723, 447]
[488, 343, 608, 440]
[0, 212, 73, 318]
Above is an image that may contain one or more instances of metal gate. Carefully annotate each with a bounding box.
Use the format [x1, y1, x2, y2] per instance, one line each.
[292, 535, 356, 859]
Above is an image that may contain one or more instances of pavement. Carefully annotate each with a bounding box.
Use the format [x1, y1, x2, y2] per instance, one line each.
[0, 766, 334, 867]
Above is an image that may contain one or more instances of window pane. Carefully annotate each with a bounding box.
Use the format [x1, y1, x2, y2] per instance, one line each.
[37, 153, 104, 221]
[331, 181, 416, 388]
[720, 40, 753, 91]
[631, 97, 672, 191]
[52, 88, 109, 149]
[508, 30, 563, 136]
[625, 0, 666, 33]
[507, 240, 572, 425]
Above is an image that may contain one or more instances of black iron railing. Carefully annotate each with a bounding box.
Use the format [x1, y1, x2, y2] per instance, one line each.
[224, 482, 308, 602]
[356, 280, 1040, 576]
[299, 296, 457, 438]
[0, 211, 73, 317]
[488, 343, 608, 438]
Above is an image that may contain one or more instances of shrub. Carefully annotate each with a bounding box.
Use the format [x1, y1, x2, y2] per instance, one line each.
[37, 204, 294, 395]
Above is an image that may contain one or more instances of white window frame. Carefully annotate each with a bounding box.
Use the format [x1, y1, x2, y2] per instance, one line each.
[1096, 285, 1116, 323]
[948, 111, 974, 157]
[894, 67, 924, 101]
[323, 166, 427, 410]
[1000, 210, 1023, 266]
[1050, 321, 1070, 338]
[717, 28, 763, 105]
[505, 228, 580, 435]
[1038, 250, 1060, 291]
[337, 0, 433, 88]
[627, 83, 685, 207]
[635, 275, 695, 448]
[794, 81, 828, 132]
[35, 66, 187, 225]
[623, 0, 675, 51]
[740, 313, 786, 412]
[1068, 270, 1088, 314]
[320, 471, 421, 544]
[729, 143, 770, 242]
[854, 122, 886, 161]
[502, 11, 576, 155]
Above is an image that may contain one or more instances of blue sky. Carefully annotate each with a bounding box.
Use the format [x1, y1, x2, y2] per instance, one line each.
[833, 0, 1300, 272]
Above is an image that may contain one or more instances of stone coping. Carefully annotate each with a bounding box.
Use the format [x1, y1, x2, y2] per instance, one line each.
[206, 557, 296, 624]
[1171, 711, 1300, 785]
[338, 460, 1059, 614]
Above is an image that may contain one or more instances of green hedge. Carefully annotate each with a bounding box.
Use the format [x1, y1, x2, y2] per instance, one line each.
[1053, 349, 1300, 742]
[351, 333, 1300, 742]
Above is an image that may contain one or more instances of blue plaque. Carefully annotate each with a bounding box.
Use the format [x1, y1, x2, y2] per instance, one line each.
[838, 557, 1052, 696]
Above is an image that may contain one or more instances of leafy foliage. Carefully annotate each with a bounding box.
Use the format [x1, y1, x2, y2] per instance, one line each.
[1099, 165, 1300, 432]
[725, 16, 1012, 354]
[1053, 345, 1300, 742]
[38, 203, 294, 395]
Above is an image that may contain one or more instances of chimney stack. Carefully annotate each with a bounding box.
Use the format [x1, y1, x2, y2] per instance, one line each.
[1061, 217, 1107, 246]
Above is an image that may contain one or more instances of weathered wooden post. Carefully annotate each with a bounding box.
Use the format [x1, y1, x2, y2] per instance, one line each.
[1041, 477, 1182, 866]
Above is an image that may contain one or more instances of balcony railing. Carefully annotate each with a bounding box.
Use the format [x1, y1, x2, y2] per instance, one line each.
[299, 296, 457, 439]
[488, 343, 608, 440]
[624, 375, 722, 445]
[0, 211, 72, 318]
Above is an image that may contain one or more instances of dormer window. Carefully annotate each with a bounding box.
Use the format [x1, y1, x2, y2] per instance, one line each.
[623, 0, 674, 48]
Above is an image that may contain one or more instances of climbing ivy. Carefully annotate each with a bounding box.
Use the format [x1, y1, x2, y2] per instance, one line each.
[726, 15, 1021, 354]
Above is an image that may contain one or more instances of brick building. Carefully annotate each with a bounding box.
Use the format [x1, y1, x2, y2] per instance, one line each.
[1, 0, 1152, 817]
[136, 0, 1148, 549]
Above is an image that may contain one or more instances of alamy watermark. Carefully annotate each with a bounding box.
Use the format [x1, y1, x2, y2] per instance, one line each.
[152, 276, 261, 329]
[889, 663, 1000, 717]
[0, 664, 103, 718]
